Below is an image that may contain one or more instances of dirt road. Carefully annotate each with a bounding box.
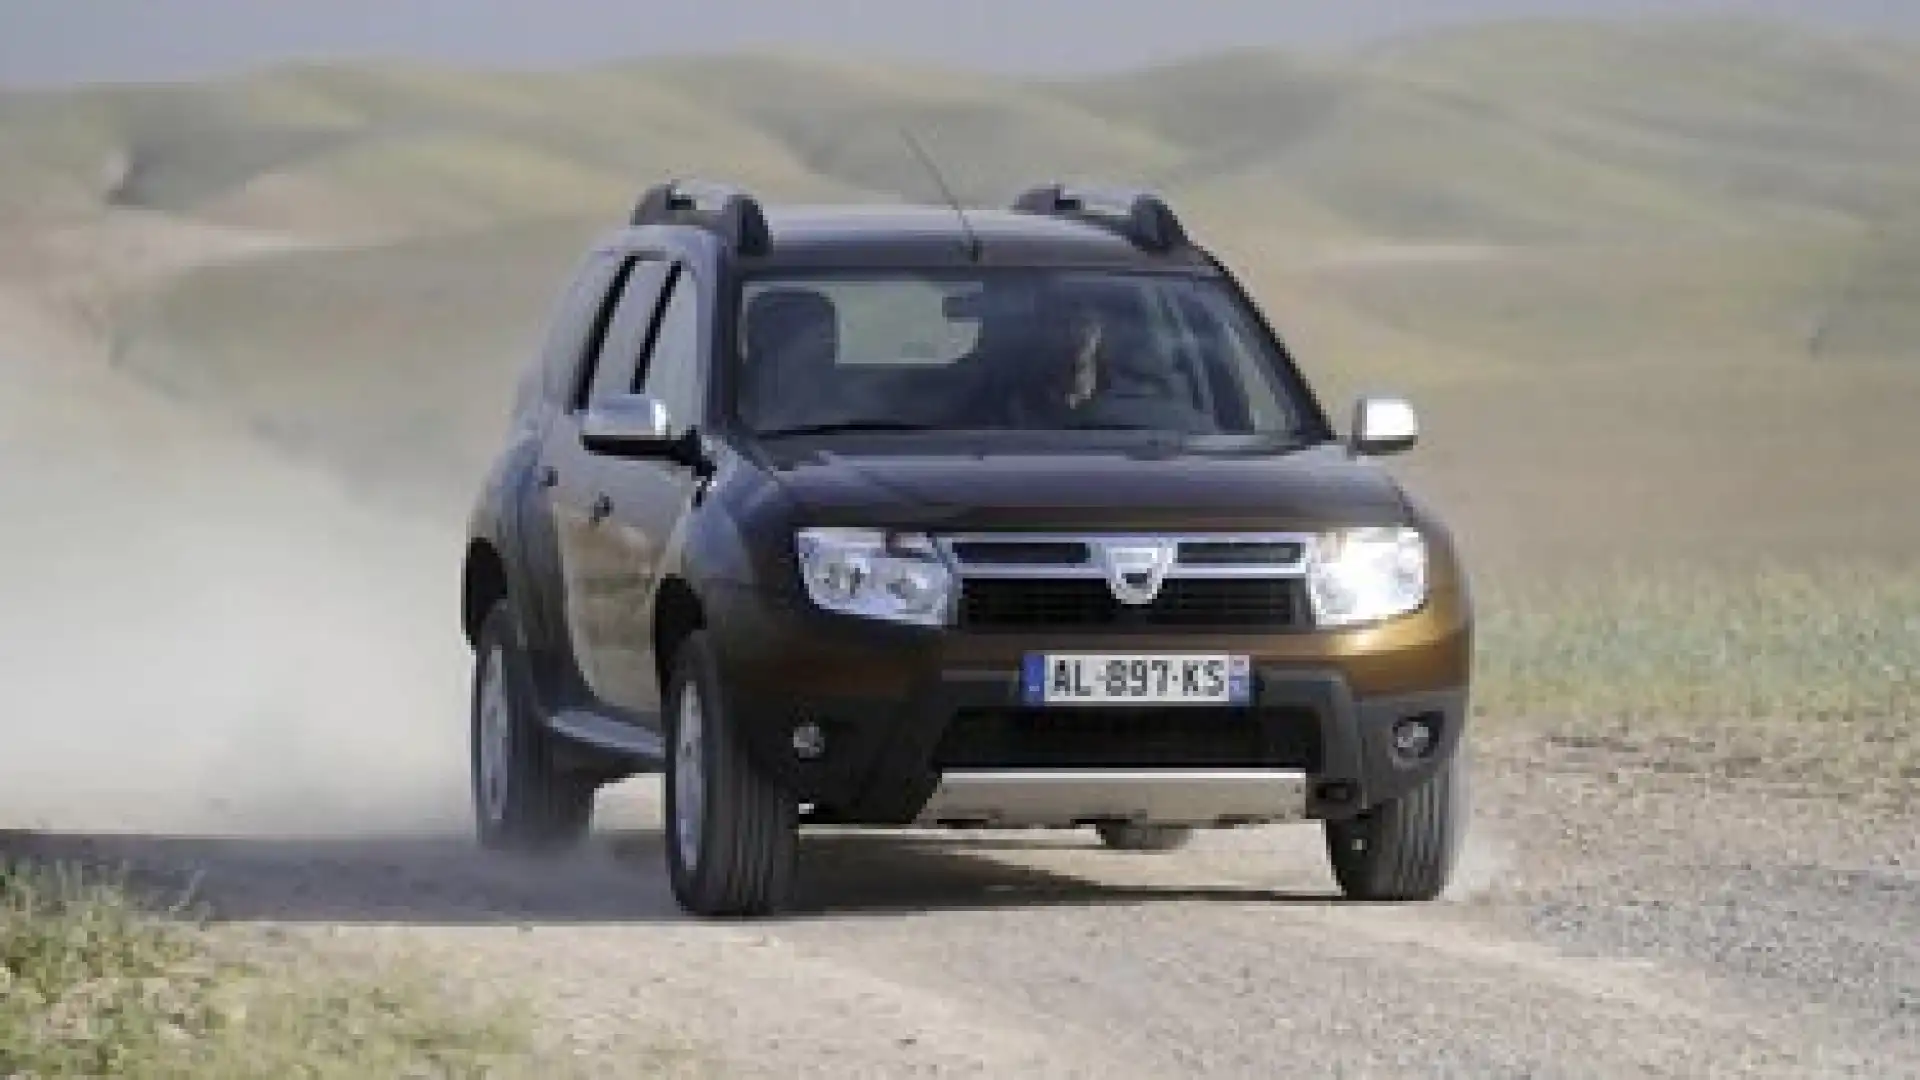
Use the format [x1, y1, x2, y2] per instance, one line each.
[18, 742, 1917, 1079]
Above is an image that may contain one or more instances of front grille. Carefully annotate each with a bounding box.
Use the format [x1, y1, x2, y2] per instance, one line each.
[1177, 540, 1305, 567]
[960, 577, 1307, 631]
[933, 706, 1322, 769]
[951, 540, 1089, 566]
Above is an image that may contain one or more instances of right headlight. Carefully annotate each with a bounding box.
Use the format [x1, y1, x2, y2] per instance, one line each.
[794, 527, 954, 628]
[1306, 527, 1428, 628]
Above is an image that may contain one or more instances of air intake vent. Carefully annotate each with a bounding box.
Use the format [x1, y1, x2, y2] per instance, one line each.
[960, 578, 1307, 631]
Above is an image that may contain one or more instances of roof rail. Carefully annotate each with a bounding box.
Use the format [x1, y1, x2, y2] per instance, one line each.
[1009, 183, 1190, 252]
[630, 179, 771, 256]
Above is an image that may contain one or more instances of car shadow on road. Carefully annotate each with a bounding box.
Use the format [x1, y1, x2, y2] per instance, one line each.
[783, 832, 1334, 918]
[1, 827, 1336, 927]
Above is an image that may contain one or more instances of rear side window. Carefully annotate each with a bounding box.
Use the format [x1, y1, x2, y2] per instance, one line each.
[575, 256, 671, 411]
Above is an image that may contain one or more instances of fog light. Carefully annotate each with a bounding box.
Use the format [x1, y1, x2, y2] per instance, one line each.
[792, 721, 827, 761]
[1391, 717, 1437, 760]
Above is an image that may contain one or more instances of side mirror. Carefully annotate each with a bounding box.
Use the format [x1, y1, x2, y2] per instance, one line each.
[581, 393, 680, 457]
[1349, 395, 1419, 457]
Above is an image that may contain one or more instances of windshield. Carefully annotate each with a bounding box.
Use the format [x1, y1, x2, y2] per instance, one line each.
[732, 269, 1320, 441]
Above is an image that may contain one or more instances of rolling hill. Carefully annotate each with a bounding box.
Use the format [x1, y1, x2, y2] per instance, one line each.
[3, 15, 1917, 565]
[5, 17, 1914, 242]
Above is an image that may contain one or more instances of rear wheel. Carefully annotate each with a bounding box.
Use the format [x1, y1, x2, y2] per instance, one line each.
[1324, 747, 1468, 902]
[1095, 823, 1193, 852]
[471, 601, 596, 854]
[664, 631, 798, 918]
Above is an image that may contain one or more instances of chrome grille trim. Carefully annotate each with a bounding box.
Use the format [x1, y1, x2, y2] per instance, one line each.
[936, 532, 1313, 580]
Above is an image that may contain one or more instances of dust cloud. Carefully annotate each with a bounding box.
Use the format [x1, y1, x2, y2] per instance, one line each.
[1, 515, 473, 838]
[0, 300, 475, 839]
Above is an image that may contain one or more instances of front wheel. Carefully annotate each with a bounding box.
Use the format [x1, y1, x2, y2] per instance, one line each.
[664, 631, 798, 918]
[1324, 746, 1469, 902]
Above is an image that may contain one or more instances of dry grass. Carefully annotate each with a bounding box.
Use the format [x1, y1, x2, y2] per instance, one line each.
[1473, 562, 1920, 812]
[0, 860, 535, 1079]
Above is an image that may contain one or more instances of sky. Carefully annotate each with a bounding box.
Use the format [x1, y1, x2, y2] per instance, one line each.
[2, 0, 1916, 87]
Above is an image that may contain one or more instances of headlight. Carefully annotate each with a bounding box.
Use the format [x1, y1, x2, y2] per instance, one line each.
[1306, 527, 1427, 628]
[795, 528, 954, 627]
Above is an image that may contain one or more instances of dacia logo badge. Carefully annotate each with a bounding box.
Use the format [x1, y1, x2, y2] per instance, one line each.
[1096, 539, 1176, 606]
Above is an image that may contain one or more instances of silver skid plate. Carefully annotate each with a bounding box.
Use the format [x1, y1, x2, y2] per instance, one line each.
[914, 769, 1311, 828]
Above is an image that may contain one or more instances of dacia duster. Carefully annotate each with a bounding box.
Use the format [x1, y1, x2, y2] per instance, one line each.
[461, 180, 1472, 918]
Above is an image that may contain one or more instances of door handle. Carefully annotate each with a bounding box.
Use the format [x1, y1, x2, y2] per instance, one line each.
[589, 493, 613, 524]
[537, 465, 558, 488]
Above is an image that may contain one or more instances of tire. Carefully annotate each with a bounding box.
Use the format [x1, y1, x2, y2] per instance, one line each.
[1324, 744, 1469, 902]
[1094, 823, 1193, 852]
[663, 631, 798, 918]
[471, 600, 596, 854]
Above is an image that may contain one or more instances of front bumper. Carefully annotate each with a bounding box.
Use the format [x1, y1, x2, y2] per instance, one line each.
[705, 583, 1471, 826]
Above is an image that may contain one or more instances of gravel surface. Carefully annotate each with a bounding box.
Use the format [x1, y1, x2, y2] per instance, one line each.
[17, 734, 1916, 1080]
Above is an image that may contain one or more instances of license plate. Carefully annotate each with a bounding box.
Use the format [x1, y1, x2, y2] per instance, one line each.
[1021, 654, 1252, 707]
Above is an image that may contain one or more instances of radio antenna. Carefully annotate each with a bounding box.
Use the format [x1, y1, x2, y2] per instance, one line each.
[899, 128, 981, 262]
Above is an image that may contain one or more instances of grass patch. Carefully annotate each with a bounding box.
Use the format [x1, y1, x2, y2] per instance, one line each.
[1474, 561, 1920, 808]
[1, 859, 531, 1079]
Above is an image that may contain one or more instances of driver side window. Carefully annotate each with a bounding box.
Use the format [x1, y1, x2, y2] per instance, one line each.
[636, 263, 705, 423]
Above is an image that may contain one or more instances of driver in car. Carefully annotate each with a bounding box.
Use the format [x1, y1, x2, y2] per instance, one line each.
[1046, 292, 1208, 432]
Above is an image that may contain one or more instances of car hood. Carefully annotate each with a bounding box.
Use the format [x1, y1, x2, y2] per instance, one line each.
[761, 441, 1409, 532]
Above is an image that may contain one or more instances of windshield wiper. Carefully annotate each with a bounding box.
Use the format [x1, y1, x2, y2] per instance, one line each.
[755, 420, 941, 439]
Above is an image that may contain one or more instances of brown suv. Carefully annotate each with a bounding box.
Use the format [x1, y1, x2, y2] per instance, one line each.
[460, 180, 1473, 918]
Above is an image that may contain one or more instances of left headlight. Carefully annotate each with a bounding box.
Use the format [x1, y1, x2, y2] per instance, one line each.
[1306, 527, 1428, 628]
[795, 527, 954, 627]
